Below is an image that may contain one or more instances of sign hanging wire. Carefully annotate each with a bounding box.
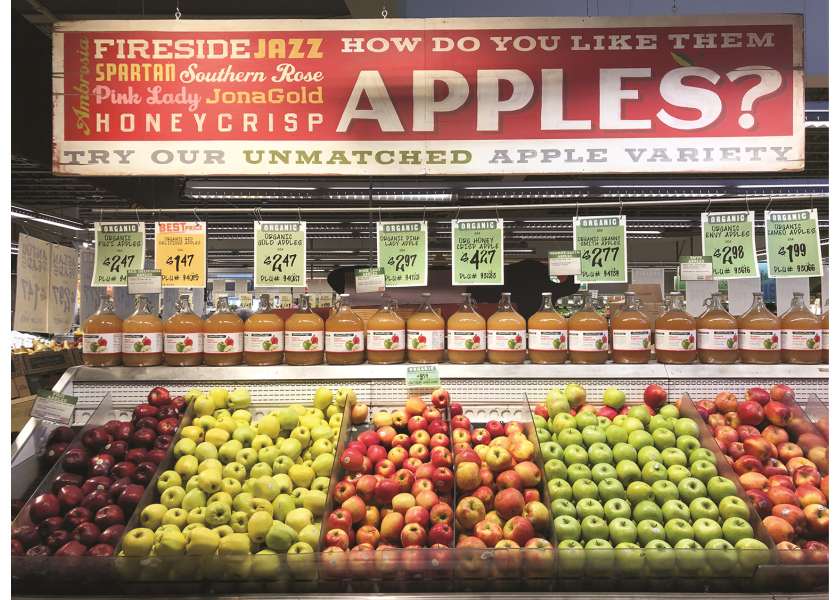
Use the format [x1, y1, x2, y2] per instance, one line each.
[382, 6, 388, 18]
[193, 207, 202, 223]
[175, 1, 181, 20]
[706, 198, 712, 215]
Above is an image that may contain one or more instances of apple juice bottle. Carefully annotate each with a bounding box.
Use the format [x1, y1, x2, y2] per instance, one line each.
[568, 292, 609, 364]
[325, 294, 365, 365]
[737, 292, 781, 364]
[407, 293, 445, 364]
[487, 293, 527, 364]
[822, 299, 829, 363]
[610, 292, 651, 364]
[448, 293, 486, 364]
[655, 293, 697, 364]
[121, 295, 163, 367]
[244, 294, 284, 366]
[203, 297, 245, 366]
[780, 292, 822, 364]
[284, 294, 324, 366]
[366, 294, 406, 365]
[528, 293, 568, 364]
[164, 294, 204, 366]
[82, 294, 123, 367]
[697, 292, 738, 364]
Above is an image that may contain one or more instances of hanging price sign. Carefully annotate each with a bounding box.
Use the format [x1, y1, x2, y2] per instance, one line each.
[679, 256, 714, 281]
[573, 216, 627, 284]
[14, 234, 51, 333]
[764, 209, 823, 278]
[452, 219, 504, 285]
[254, 222, 307, 287]
[155, 222, 207, 288]
[702, 212, 759, 279]
[377, 221, 427, 287]
[91, 222, 145, 286]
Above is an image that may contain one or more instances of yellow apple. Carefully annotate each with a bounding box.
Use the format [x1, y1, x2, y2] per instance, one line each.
[160, 486, 187, 510]
[222, 462, 248, 483]
[221, 477, 242, 497]
[198, 469, 223, 494]
[247, 511, 274, 544]
[194, 441, 218, 463]
[180, 426, 205, 445]
[140, 504, 168, 530]
[173, 438, 196, 459]
[197, 458, 223, 474]
[209, 387, 230, 409]
[205, 428, 231, 448]
[162, 508, 188, 530]
[208, 491, 233, 507]
[175, 455, 199, 480]
[187, 507, 207, 525]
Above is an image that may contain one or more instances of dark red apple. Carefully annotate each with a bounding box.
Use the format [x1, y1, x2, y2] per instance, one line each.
[87, 454, 116, 478]
[131, 404, 158, 422]
[51, 473, 84, 496]
[135, 417, 159, 432]
[145, 449, 166, 465]
[124, 449, 147, 466]
[62, 506, 93, 531]
[153, 435, 172, 451]
[11, 526, 41, 550]
[11, 539, 23, 556]
[55, 541, 88, 556]
[43, 443, 68, 466]
[25, 545, 54, 557]
[108, 477, 133, 503]
[156, 418, 179, 436]
[746, 489, 774, 519]
[110, 462, 137, 480]
[104, 420, 122, 437]
[157, 405, 179, 421]
[130, 429, 157, 450]
[117, 484, 145, 514]
[114, 422, 135, 442]
[82, 476, 113, 497]
[101, 440, 128, 462]
[169, 396, 186, 413]
[57, 484, 85, 514]
[37, 516, 65, 540]
[132, 462, 158, 487]
[30, 493, 60, 523]
[47, 426, 76, 446]
[11, 499, 25, 519]
[80, 490, 110, 515]
[45, 529, 72, 551]
[81, 428, 110, 452]
[85, 543, 114, 556]
[94, 505, 125, 530]
[61, 449, 90, 475]
[147, 387, 171, 407]
[98, 524, 125, 547]
[71, 522, 101, 548]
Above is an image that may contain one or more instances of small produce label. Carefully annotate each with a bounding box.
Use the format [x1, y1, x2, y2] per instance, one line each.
[122, 332, 163, 354]
[254, 221, 306, 287]
[568, 329, 609, 352]
[548, 250, 581, 276]
[765, 209, 823, 278]
[92, 222, 145, 287]
[701, 212, 759, 279]
[823, 330, 829, 351]
[244, 331, 284, 353]
[679, 256, 714, 281]
[164, 332, 202, 354]
[30, 389, 77, 425]
[83, 332, 121, 354]
[239, 293, 252, 309]
[204, 332, 244, 354]
[155, 221, 207, 288]
[407, 329, 444, 351]
[738, 329, 781, 351]
[126, 269, 162, 295]
[528, 330, 567, 351]
[655, 330, 696, 351]
[285, 331, 322, 352]
[781, 329, 821, 351]
[325, 330, 364, 353]
[573, 216, 627, 284]
[355, 268, 386, 294]
[406, 365, 440, 388]
[368, 330, 404, 352]
[487, 329, 526, 351]
[377, 221, 427, 287]
[451, 219, 504, 285]
[612, 329, 651, 351]
[449, 330, 485, 351]
[698, 329, 738, 350]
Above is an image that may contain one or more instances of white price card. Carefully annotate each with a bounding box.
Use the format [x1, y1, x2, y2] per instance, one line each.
[549, 250, 582, 276]
[127, 269, 163, 294]
[355, 268, 386, 294]
[30, 389, 78, 425]
[679, 256, 714, 281]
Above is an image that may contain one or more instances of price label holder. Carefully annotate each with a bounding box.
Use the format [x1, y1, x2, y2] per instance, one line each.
[679, 256, 714, 281]
[92, 222, 146, 286]
[254, 222, 307, 287]
[701, 211, 758, 279]
[451, 218, 504, 285]
[573, 216, 627, 284]
[127, 269, 162, 294]
[279, 293, 293, 309]
[354, 268, 386, 294]
[30, 389, 78, 425]
[549, 250, 582, 276]
[377, 221, 427, 287]
[406, 365, 440, 388]
[239, 293, 253, 309]
[764, 209, 823, 278]
[155, 222, 206, 288]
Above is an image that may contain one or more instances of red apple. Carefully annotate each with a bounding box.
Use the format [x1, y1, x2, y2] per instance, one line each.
[777, 442, 804, 463]
[762, 458, 788, 478]
[795, 484, 826, 507]
[768, 474, 795, 490]
[452, 415, 471, 431]
[44, 530, 71, 551]
[430, 503, 454, 526]
[156, 418, 179, 437]
[37, 516, 64, 540]
[146, 449, 166, 465]
[739, 472, 770, 492]
[792, 465, 822, 488]
[763, 515, 795, 544]
[643, 384, 668, 409]
[714, 426, 739, 445]
[431, 388, 450, 409]
[430, 446, 453, 469]
[88, 454, 116, 478]
[431, 467, 454, 493]
[70, 522, 101, 548]
[803, 503, 829, 535]
[85, 543, 114, 557]
[727, 442, 746, 461]
[98, 524, 125, 547]
[170, 396, 187, 413]
[157, 405, 180, 421]
[25, 545, 54, 557]
[723, 412, 742, 429]
[428, 522, 454, 547]
[449, 402, 463, 417]
[696, 399, 717, 415]
[48, 426, 76, 446]
[107, 477, 134, 503]
[114, 422, 135, 443]
[746, 489, 773, 519]
[736, 425, 761, 442]
[101, 440, 129, 463]
[110, 462, 137, 481]
[147, 386, 171, 407]
[405, 506, 430, 529]
[770, 384, 795, 402]
[117, 484, 145, 514]
[61, 449, 90, 475]
[763, 401, 792, 427]
[130, 428, 157, 450]
[57, 485, 85, 514]
[736, 401, 765, 426]
[802, 540, 829, 564]
[767, 485, 800, 508]
[808, 446, 829, 476]
[55, 541, 88, 557]
[51, 473, 84, 496]
[707, 414, 727, 430]
[486, 420, 505, 439]
[374, 478, 401, 505]
[81, 489, 110, 515]
[494, 488, 525, 521]
[744, 387, 771, 406]
[43, 443, 68, 466]
[772, 504, 807, 535]
[743, 436, 773, 461]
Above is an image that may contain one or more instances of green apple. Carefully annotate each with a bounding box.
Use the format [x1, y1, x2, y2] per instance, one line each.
[541, 442, 564, 462]
[232, 492, 254, 514]
[636, 519, 666, 547]
[587, 443, 613, 466]
[584, 538, 614, 571]
[644, 539, 675, 572]
[688, 448, 717, 467]
[335, 387, 356, 410]
[572, 479, 599, 502]
[205, 500, 232, 527]
[217, 440, 243, 465]
[140, 504, 168, 530]
[553, 515, 582, 542]
[581, 427, 606, 448]
[704, 538, 737, 572]
[556, 428, 584, 449]
[734, 538, 770, 571]
[597, 477, 626, 503]
[650, 428, 677, 452]
[563, 444, 589, 466]
[546, 389, 571, 417]
[615, 460, 642, 488]
[557, 540, 586, 577]
[706, 477, 738, 505]
[161, 486, 187, 510]
[667, 464, 692, 485]
[647, 415, 672, 433]
[602, 387, 626, 412]
[591, 464, 618, 485]
[575, 412, 598, 430]
[326, 403, 341, 419]
[636, 446, 663, 468]
[626, 481, 654, 506]
[605, 425, 629, 447]
[659, 404, 680, 419]
[310, 438, 334, 460]
[621, 417, 644, 434]
[632, 500, 663, 524]
[310, 424, 333, 442]
[251, 462, 274, 480]
[580, 515, 610, 543]
[279, 438, 303, 461]
[612, 415, 628, 427]
[660, 499, 691, 523]
[548, 478, 573, 502]
[235, 449, 258, 472]
[675, 435, 701, 457]
[187, 507, 208, 525]
[651, 480, 680, 506]
[567, 464, 592, 485]
[303, 489, 327, 517]
[272, 494, 296, 522]
[614, 542, 645, 574]
[673, 418, 699, 439]
[597, 417, 612, 430]
[184, 475, 200, 493]
[533, 415, 548, 430]
[576, 498, 605, 520]
[311, 454, 334, 478]
[674, 538, 706, 572]
[182, 488, 208, 513]
[264, 520, 298, 553]
[564, 384, 587, 408]
[272, 456, 295, 476]
[663, 518, 694, 546]
[290, 426, 311, 448]
[603, 498, 632, 522]
[627, 406, 651, 427]
[641, 461, 668, 485]
[690, 460, 718, 485]
[691, 517, 722, 547]
[174, 438, 197, 459]
[285, 507, 314, 533]
[608, 517, 636, 545]
[721, 517, 754, 546]
[553, 413, 577, 433]
[551, 498, 577, 519]
[678, 475, 709, 504]
[536, 428, 551, 444]
[544, 459, 568, 482]
[258, 446, 282, 466]
[612, 443, 638, 464]
[628, 430, 654, 452]
[660, 448, 687, 468]
[718, 496, 751, 522]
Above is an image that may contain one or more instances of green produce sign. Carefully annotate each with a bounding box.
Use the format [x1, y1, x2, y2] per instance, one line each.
[406, 365, 440, 388]
[764, 209, 823, 278]
[451, 218, 504, 285]
[701, 211, 758, 279]
[573, 216, 627, 284]
[92, 222, 145, 286]
[377, 221, 427, 287]
[254, 222, 306, 287]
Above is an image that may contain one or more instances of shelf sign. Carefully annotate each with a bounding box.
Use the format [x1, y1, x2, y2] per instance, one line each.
[452, 219, 504, 285]
[254, 221, 307, 287]
[239, 293, 253, 309]
[701, 212, 759, 279]
[355, 268, 386, 294]
[679, 256, 714, 281]
[573, 216, 627, 284]
[91, 222, 145, 287]
[278, 293, 293, 309]
[155, 222, 207, 288]
[406, 365, 440, 388]
[764, 209, 823, 278]
[377, 221, 428, 287]
[127, 269, 162, 294]
[30, 389, 77, 425]
[549, 250, 581, 276]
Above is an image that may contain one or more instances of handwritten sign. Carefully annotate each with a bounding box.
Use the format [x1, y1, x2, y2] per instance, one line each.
[702, 212, 759, 279]
[155, 222, 206, 287]
[49, 244, 78, 333]
[679, 256, 714, 281]
[254, 221, 306, 287]
[377, 221, 427, 287]
[764, 209, 823, 278]
[406, 365, 440, 388]
[239, 293, 253, 309]
[279, 293, 293, 309]
[573, 216, 627, 284]
[127, 269, 163, 294]
[91, 222, 145, 286]
[318, 293, 334, 308]
[30, 389, 78, 425]
[14, 235, 51, 333]
[355, 268, 386, 294]
[452, 219, 504, 285]
[549, 250, 582, 276]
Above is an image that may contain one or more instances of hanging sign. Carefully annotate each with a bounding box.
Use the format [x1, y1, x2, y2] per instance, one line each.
[30, 389, 78, 425]
[452, 219, 504, 285]
[48, 244, 79, 333]
[549, 250, 582, 276]
[679, 256, 714, 281]
[127, 269, 163, 294]
[573, 216, 627, 284]
[14, 235, 51, 333]
[155, 222, 207, 287]
[355, 268, 386, 294]
[254, 222, 307, 287]
[91, 222, 145, 286]
[377, 221, 428, 287]
[702, 212, 759, 279]
[764, 209, 823, 278]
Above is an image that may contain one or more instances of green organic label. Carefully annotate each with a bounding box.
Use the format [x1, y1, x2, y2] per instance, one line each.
[406, 365, 440, 388]
[92, 222, 145, 286]
[377, 221, 427, 287]
[764, 209, 823, 278]
[30, 389, 78, 425]
[254, 221, 306, 287]
[573, 216, 627, 283]
[548, 250, 582, 276]
[355, 268, 386, 294]
[701, 211, 758, 279]
[451, 219, 503, 285]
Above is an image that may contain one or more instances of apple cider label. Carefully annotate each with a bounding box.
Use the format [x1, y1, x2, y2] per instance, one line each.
[285, 331, 322, 352]
[449, 330, 485, 351]
[697, 329, 738, 350]
[781, 329, 821, 351]
[738, 329, 780, 351]
[244, 331, 284, 353]
[655, 330, 696, 351]
[325, 330, 365, 353]
[407, 329, 444, 351]
[823, 330, 829, 350]
[612, 329, 651, 351]
[83, 332, 121, 354]
[528, 329, 567, 351]
[487, 329, 526, 351]
[368, 330, 404, 352]
[568, 329, 609, 352]
[122, 332, 163, 354]
[204, 332, 244, 354]
[164, 332, 203, 354]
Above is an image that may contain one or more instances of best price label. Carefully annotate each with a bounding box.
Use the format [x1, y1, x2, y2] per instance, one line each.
[155, 221, 207, 288]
